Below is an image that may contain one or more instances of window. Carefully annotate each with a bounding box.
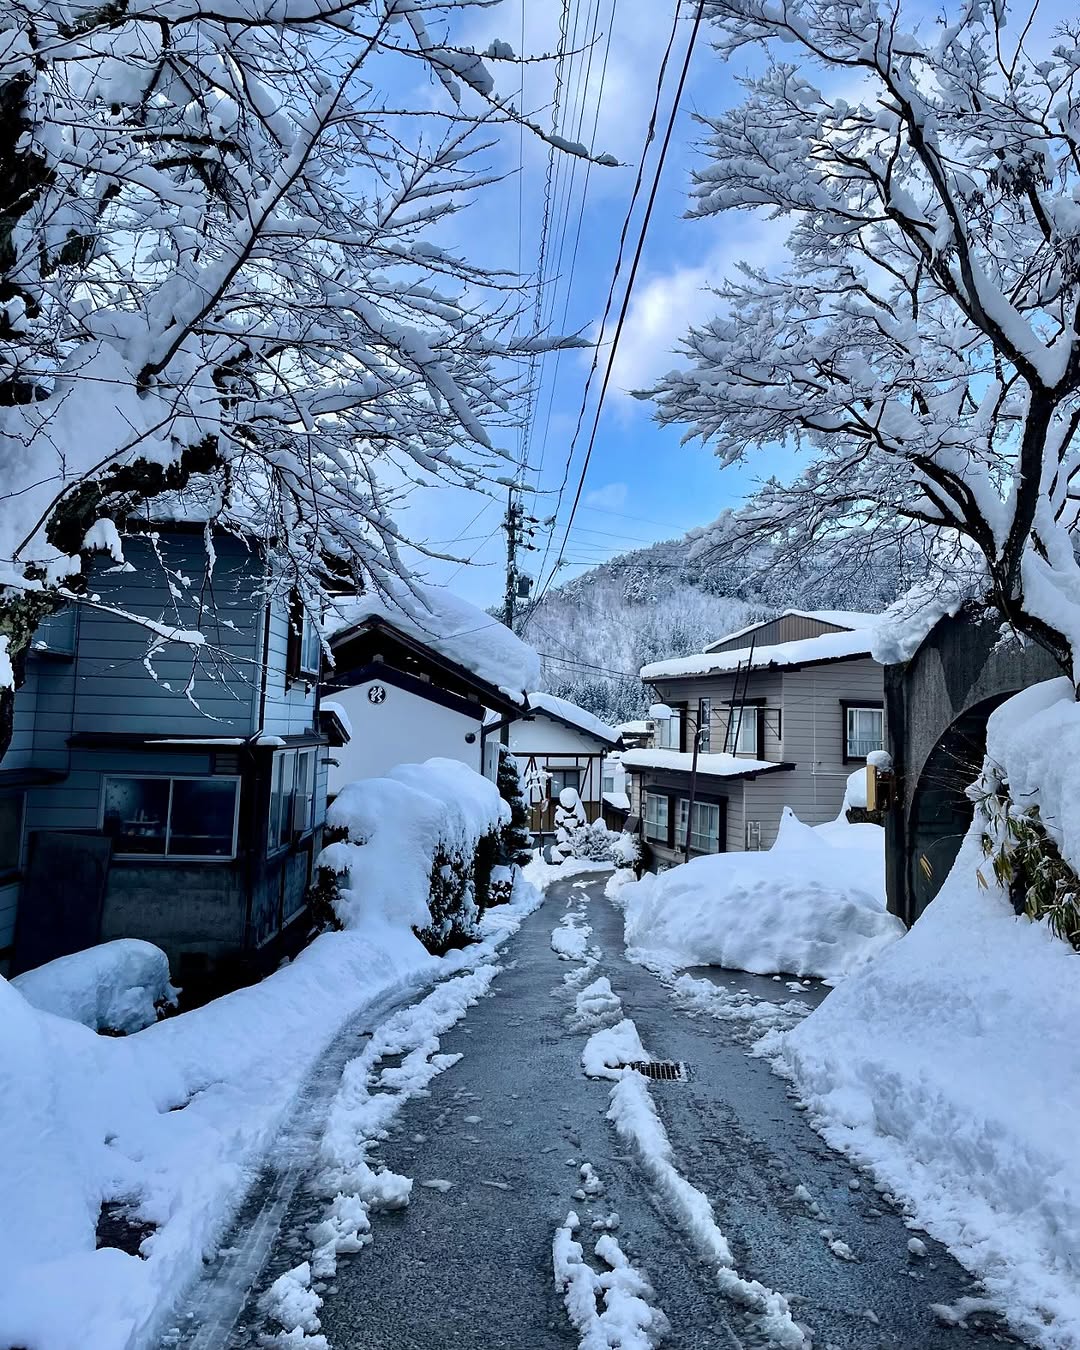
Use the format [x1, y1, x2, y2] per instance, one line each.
[103, 777, 240, 859]
[644, 792, 669, 844]
[675, 799, 721, 853]
[0, 794, 25, 875]
[657, 708, 682, 751]
[549, 767, 582, 797]
[729, 705, 760, 756]
[299, 612, 321, 677]
[286, 591, 322, 680]
[269, 747, 318, 851]
[602, 774, 616, 794]
[845, 705, 884, 760]
[697, 698, 711, 753]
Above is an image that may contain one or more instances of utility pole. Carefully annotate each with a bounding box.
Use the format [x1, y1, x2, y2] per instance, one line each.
[503, 487, 522, 630]
[501, 488, 538, 746]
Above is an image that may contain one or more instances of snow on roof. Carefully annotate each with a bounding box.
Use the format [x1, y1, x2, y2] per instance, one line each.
[319, 699, 352, 742]
[614, 720, 651, 734]
[524, 691, 621, 746]
[603, 791, 631, 812]
[619, 749, 791, 779]
[325, 580, 540, 707]
[703, 607, 879, 653]
[641, 626, 876, 682]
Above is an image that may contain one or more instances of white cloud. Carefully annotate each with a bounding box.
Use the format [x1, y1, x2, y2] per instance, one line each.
[584, 481, 629, 511]
[606, 214, 790, 404]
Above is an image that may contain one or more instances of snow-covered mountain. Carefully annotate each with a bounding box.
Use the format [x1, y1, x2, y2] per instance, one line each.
[522, 532, 909, 721]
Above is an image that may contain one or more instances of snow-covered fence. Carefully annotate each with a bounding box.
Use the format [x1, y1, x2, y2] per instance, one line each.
[11, 939, 177, 1034]
[316, 759, 509, 955]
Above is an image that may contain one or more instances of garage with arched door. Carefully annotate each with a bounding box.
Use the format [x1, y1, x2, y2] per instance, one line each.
[885, 607, 1065, 927]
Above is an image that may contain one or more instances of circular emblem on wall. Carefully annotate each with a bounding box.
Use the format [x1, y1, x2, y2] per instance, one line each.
[367, 684, 387, 705]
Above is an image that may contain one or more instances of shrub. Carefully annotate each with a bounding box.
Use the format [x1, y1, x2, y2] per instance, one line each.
[552, 787, 588, 861]
[474, 828, 500, 913]
[316, 758, 509, 957]
[975, 762, 1080, 950]
[497, 746, 533, 868]
[567, 818, 621, 861]
[415, 843, 480, 955]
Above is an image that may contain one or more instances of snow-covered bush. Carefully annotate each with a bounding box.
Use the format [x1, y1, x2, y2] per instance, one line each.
[611, 832, 643, 871]
[563, 818, 622, 863]
[496, 747, 534, 871]
[552, 788, 588, 861]
[974, 680, 1080, 950]
[317, 759, 509, 956]
[12, 940, 177, 1035]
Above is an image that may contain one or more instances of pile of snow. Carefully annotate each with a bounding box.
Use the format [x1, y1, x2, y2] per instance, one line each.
[553, 1209, 670, 1349]
[619, 808, 902, 980]
[325, 580, 540, 705]
[771, 681, 1080, 1348]
[0, 846, 542, 1350]
[319, 757, 509, 939]
[12, 939, 177, 1034]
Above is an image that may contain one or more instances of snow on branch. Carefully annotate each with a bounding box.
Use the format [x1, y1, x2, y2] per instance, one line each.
[651, 0, 1080, 673]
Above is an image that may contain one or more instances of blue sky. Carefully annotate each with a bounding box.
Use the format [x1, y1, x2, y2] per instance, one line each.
[387, 0, 791, 610]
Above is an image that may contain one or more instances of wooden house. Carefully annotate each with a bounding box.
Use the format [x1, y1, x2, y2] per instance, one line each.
[502, 693, 621, 839]
[322, 585, 537, 797]
[0, 514, 346, 988]
[627, 610, 885, 866]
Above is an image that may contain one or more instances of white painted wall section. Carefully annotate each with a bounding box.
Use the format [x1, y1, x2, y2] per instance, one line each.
[328, 679, 484, 796]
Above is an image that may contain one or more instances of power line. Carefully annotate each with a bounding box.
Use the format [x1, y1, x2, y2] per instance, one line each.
[532, 0, 706, 621]
[525, 0, 616, 513]
[523, 0, 702, 625]
[538, 650, 643, 680]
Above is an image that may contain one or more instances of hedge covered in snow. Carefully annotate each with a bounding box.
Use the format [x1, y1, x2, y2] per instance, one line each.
[12, 939, 177, 1034]
[317, 758, 510, 955]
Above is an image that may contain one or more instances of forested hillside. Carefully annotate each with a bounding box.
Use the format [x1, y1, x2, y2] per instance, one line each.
[522, 531, 911, 722]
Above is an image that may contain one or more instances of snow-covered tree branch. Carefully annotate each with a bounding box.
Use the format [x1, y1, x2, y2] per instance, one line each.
[649, 0, 1080, 674]
[0, 0, 602, 749]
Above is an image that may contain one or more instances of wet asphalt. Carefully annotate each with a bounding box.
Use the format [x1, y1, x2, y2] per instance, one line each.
[211, 876, 1022, 1350]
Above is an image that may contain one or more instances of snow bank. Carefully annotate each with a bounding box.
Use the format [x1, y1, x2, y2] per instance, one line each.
[619, 809, 902, 980]
[774, 681, 1080, 1348]
[319, 757, 508, 940]
[0, 846, 541, 1350]
[12, 939, 177, 1034]
[325, 580, 540, 705]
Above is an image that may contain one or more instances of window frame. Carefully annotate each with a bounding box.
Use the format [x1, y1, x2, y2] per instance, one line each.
[841, 701, 885, 763]
[697, 697, 712, 753]
[268, 746, 319, 854]
[644, 792, 670, 845]
[548, 766, 583, 799]
[101, 774, 242, 862]
[728, 703, 762, 758]
[286, 590, 322, 682]
[674, 798, 721, 854]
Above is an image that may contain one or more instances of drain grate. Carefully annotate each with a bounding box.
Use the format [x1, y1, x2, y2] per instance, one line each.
[624, 1060, 685, 1082]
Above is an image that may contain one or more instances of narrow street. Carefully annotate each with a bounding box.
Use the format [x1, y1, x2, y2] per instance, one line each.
[185, 876, 1017, 1350]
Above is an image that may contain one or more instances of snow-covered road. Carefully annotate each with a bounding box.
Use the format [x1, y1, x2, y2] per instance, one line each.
[171, 875, 1024, 1350]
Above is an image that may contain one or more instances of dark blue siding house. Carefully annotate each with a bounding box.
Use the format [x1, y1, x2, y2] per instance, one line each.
[0, 517, 346, 987]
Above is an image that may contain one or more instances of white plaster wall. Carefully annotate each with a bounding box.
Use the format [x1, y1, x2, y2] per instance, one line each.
[507, 717, 601, 756]
[328, 679, 484, 796]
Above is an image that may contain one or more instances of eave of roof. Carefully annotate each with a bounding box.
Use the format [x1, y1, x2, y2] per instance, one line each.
[328, 613, 526, 716]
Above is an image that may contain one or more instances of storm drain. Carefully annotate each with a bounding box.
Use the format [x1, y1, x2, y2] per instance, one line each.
[624, 1060, 686, 1082]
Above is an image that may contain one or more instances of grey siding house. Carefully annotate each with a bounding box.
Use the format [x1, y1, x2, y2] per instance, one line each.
[0, 518, 346, 987]
[625, 610, 885, 867]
